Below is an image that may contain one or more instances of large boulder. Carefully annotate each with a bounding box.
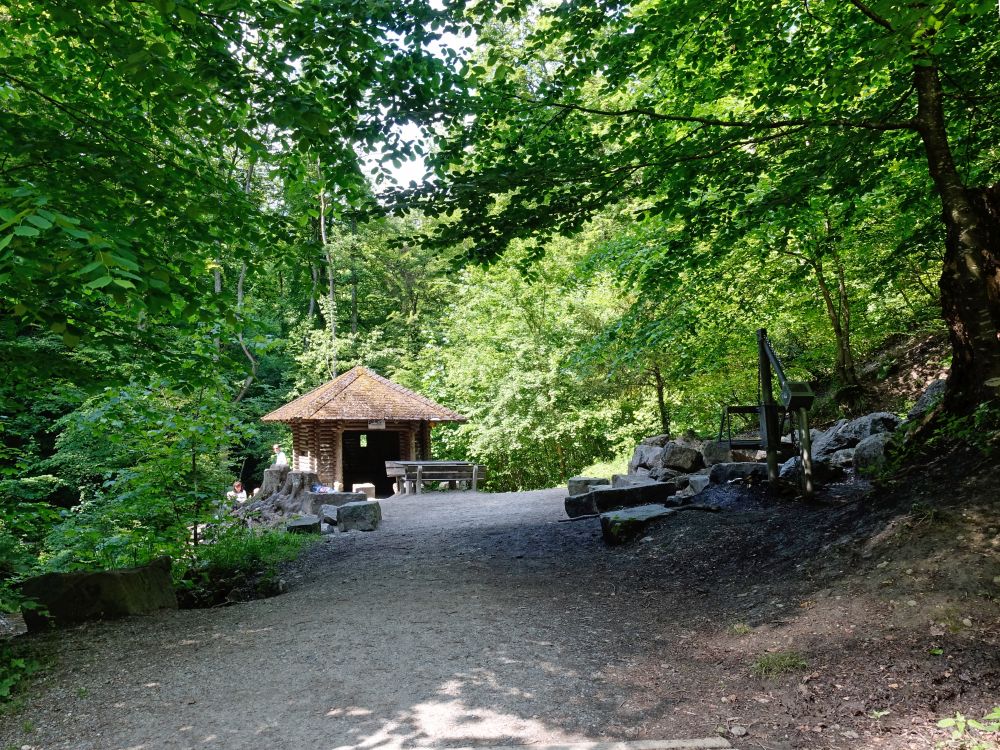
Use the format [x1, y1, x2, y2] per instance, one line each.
[600, 505, 676, 546]
[829, 448, 856, 469]
[839, 412, 902, 443]
[628, 444, 664, 474]
[567, 476, 610, 496]
[854, 432, 894, 475]
[21, 557, 177, 632]
[907, 379, 947, 422]
[778, 456, 845, 484]
[640, 433, 671, 447]
[709, 462, 769, 484]
[655, 442, 705, 473]
[810, 419, 851, 462]
[811, 413, 901, 462]
[701, 440, 732, 466]
[337, 501, 382, 532]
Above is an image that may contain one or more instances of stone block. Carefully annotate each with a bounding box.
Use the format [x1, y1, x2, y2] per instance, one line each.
[567, 476, 610, 496]
[611, 473, 659, 489]
[565, 493, 597, 518]
[338, 500, 382, 532]
[21, 557, 177, 632]
[319, 504, 340, 525]
[591, 482, 679, 512]
[601, 504, 676, 545]
[352, 483, 376, 499]
[286, 515, 321, 534]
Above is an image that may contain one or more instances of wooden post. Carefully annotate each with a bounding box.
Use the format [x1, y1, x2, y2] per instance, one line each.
[416, 465, 423, 495]
[799, 407, 814, 498]
[758, 328, 780, 483]
[472, 464, 479, 492]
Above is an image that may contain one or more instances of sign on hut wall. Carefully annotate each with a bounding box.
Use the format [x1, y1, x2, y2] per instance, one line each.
[368, 420, 386, 430]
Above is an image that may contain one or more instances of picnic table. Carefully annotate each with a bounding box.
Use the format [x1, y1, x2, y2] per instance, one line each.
[385, 460, 486, 494]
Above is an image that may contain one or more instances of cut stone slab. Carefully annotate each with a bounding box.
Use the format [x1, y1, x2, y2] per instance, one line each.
[601, 504, 677, 545]
[310, 491, 367, 512]
[20, 556, 177, 632]
[352, 482, 376, 499]
[591, 483, 680, 512]
[319, 504, 340, 525]
[286, 515, 321, 534]
[709, 462, 769, 484]
[612, 473, 660, 489]
[567, 476, 610, 496]
[337, 500, 382, 532]
[565, 493, 597, 518]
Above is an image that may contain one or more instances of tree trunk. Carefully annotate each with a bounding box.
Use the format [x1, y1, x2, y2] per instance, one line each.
[651, 365, 670, 435]
[914, 64, 1000, 407]
[317, 157, 337, 378]
[308, 264, 318, 320]
[811, 255, 860, 389]
[234, 261, 258, 403]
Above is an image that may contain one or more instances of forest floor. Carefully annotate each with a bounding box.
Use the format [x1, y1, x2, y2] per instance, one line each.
[1, 459, 998, 750]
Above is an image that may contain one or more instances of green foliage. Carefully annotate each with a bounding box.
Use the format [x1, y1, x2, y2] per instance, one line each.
[937, 707, 1000, 747]
[750, 651, 808, 678]
[0, 642, 39, 704]
[192, 525, 315, 581]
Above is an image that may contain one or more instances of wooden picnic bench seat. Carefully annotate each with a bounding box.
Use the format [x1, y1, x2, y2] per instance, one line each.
[385, 460, 487, 494]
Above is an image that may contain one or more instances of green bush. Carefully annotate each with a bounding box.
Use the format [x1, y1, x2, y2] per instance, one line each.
[177, 524, 318, 607]
[0, 642, 39, 703]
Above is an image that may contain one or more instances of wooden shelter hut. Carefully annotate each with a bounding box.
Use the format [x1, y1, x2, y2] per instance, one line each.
[261, 366, 466, 496]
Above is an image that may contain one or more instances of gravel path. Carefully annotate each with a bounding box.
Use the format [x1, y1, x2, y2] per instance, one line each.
[1, 489, 730, 750]
[6, 486, 997, 750]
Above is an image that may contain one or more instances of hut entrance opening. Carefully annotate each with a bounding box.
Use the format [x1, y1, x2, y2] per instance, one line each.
[342, 430, 401, 497]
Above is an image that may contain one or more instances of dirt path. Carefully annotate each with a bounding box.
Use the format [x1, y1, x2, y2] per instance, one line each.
[2, 486, 998, 750]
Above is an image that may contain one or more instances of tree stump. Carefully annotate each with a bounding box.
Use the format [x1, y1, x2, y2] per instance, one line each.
[237, 469, 320, 525]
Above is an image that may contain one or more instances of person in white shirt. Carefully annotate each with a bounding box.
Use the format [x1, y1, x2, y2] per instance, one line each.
[273, 443, 288, 466]
[227, 481, 248, 506]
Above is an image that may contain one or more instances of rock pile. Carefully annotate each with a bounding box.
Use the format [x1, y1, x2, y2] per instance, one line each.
[572, 402, 915, 545]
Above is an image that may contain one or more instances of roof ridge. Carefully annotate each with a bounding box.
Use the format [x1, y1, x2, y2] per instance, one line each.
[304, 367, 362, 418]
[261, 365, 465, 423]
[358, 367, 464, 420]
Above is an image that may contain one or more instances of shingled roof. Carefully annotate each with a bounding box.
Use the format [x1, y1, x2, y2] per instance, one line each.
[261, 366, 466, 423]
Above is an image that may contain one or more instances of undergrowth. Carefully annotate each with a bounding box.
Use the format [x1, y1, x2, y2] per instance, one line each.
[178, 525, 318, 607]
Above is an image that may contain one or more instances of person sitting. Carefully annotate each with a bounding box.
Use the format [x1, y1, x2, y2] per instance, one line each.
[227, 480, 248, 506]
[272, 443, 288, 466]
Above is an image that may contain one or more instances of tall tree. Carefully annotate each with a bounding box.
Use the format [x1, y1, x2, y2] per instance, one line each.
[401, 0, 1000, 410]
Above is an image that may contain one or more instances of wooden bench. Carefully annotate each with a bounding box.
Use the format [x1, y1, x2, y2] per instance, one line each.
[385, 461, 487, 494]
